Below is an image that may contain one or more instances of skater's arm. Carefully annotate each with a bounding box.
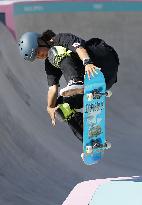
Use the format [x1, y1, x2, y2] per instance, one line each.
[75, 47, 90, 61]
[76, 47, 99, 79]
[47, 85, 59, 126]
[47, 84, 58, 108]
[44, 61, 62, 126]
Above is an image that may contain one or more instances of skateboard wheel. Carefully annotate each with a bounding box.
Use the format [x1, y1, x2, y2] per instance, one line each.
[87, 93, 93, 101]
[106, 142, 111, 149]
[86, 145, 93, 154]
[81, 153, 85, 161]
[106, 90, 112, 97]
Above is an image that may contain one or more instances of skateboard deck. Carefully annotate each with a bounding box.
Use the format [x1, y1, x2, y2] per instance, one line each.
[82, 68, 111, 165]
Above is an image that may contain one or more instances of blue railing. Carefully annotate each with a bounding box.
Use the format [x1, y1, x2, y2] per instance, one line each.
[14, 2, 142, 15]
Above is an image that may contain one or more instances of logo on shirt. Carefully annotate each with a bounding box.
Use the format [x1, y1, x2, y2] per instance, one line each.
[72, 42, 81, 48]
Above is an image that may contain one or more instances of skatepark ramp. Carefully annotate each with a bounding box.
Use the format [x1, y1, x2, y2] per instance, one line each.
[0, 1, 142, 205]
[62, 176, 142, 205]
[0, 22, 84, 205]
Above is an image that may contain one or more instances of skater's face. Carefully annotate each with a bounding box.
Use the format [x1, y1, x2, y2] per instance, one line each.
[36, 47, 48, 60]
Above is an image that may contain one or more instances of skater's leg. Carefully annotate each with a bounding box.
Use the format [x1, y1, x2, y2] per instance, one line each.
[56, 95, 83, 142]
[62, 94, 83, 109]
[56, 96, 76, 121]
[59, 55, 84, 97]
[67, 112, 83, 142]
[60, 54, 84, 83]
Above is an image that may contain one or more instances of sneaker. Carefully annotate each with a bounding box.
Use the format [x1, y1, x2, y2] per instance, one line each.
[60, 80, 84, 97]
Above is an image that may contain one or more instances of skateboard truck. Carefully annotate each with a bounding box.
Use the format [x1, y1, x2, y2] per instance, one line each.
[85, 140, 111, 155]
[87, 90, 112, 101]
[85, 140, 101, 154]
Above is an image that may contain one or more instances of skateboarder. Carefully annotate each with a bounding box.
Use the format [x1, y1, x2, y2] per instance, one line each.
[18, 30, 119, 142]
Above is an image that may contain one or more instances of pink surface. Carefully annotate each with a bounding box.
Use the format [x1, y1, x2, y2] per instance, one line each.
[62, 176, 140, 205]
[62, 179, 108, 205]
[0, 4, 16, 37]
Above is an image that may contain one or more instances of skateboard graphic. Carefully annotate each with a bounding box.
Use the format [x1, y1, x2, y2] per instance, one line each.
[82, 67, 111, 165]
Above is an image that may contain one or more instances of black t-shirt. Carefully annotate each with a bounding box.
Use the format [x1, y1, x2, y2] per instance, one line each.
[53, 33, 86, 52]
[45, 33, 86, 86]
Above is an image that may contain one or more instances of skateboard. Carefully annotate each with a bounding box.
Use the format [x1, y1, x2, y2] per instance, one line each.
[82, 67, 111, 165]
